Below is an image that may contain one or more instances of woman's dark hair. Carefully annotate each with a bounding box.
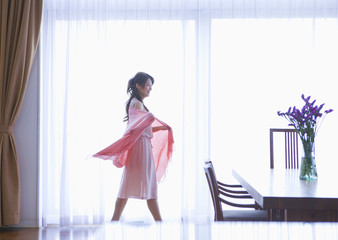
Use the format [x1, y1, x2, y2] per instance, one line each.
[124, 72, 154, 121]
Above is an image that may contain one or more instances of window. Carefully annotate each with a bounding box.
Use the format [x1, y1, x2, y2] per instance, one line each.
[41, 0, 338, 224]
[211, 18, 338, 174]
[42, 19, 196, 224]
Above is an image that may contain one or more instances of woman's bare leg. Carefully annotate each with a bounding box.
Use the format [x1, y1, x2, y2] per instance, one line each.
[147, 199, 162, 221]
[111, 198, 128, 221]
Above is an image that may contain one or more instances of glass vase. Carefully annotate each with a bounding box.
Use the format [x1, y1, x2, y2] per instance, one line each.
[299, 140, 318, 181]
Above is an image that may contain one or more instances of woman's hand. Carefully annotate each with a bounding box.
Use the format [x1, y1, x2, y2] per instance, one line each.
[152, 126, 170, 132]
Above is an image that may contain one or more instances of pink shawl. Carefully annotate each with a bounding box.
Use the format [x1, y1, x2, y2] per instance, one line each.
[93, 107, 174, 182]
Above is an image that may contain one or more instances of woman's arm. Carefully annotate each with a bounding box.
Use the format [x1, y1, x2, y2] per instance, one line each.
[152, 126, 170, 132]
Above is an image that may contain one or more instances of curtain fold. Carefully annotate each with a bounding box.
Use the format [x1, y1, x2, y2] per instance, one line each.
[0, 0, 43, 226]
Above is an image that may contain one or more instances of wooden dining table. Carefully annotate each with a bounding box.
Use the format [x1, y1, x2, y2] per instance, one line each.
[232, 167, 338, 222]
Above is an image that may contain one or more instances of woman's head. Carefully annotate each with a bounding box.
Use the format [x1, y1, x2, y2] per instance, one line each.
[127, 72, 154, 101]
[125, 72, 154, 121]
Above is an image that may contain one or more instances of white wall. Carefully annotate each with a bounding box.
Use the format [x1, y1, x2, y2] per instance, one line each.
[13, 49, 40, 227]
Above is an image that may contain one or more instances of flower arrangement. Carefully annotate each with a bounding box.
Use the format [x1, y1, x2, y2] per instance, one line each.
[277, 94, 333, 180]
[277, 94, 333, 144]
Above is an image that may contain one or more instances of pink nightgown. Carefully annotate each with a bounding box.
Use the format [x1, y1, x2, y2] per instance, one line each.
[118, 98, 157, 199]
[93, 98, 174, 199]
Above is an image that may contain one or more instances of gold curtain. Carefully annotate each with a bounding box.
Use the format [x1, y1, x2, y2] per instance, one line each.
[0, 0, 42, 226]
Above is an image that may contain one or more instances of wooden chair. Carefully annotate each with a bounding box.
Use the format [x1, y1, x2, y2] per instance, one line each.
[205, 160, 250, 194]
[269, 128, 300, 169]
[204, 161, 268, 221]
[269, 128, 299, 169]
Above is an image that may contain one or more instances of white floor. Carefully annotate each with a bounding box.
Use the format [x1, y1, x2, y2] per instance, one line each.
[39, 221, 338, 240]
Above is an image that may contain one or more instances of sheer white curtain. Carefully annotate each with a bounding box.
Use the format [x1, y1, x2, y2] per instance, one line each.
[40, 0, 338, 226]
[210, 17, 338, 182]
[40, 0, 208, 226]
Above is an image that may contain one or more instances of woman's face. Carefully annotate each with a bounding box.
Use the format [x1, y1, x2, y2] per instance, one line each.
[137, 78, 152, 100]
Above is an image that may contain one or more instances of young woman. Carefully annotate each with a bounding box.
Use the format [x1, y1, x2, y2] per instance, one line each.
[93, 72, 174, 222]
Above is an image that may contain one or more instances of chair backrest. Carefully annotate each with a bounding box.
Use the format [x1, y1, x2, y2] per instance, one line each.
[204, 162, 223, 221]
[269, 128, 299, 169]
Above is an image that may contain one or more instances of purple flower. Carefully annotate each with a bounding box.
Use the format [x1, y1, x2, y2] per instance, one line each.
[301, 95, 311, 103]
[301, 105, 307, 114]
[292, 106, 296, 114]
[318, 103, 325, 111]
[287, 107, 292, 114]
[277, 94, 333, 142]
[309, 106, 318, 116]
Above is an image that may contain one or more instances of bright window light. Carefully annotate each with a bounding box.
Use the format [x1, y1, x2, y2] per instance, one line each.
[211, 18, 338, 177]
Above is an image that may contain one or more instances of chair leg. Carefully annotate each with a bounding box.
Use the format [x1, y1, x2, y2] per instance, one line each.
[268, 209, 273, 221]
